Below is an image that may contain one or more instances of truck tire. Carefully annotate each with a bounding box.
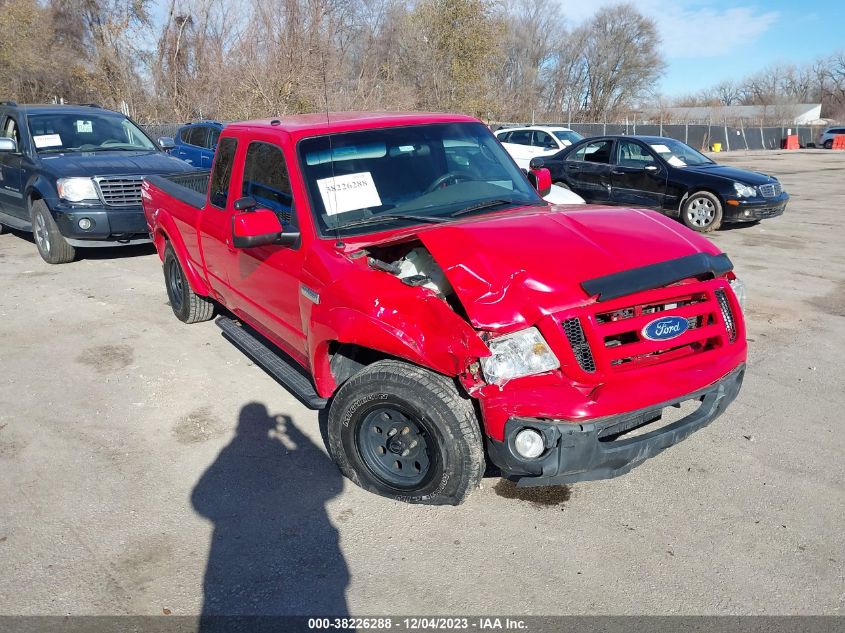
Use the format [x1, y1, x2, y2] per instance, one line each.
[0, 223, 8, 235]
[681, 191, 722, 233]
[327, 360, 484, 505]
[163, 244, 214, 323]
[31, 199, 76, 264]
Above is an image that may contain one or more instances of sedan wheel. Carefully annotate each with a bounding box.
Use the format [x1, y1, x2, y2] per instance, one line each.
[681, 192, 723, 233]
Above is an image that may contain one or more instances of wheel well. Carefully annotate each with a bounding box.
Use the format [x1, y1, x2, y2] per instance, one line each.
[328, 343, 397, 387]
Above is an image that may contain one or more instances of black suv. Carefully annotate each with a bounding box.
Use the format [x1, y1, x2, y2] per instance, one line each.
[0, 102, 195, 263]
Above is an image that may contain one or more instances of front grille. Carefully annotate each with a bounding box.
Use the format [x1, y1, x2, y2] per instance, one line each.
[559, 283, 737, 377]
[714, 289, 736, 343]
[758, 182, 782, 198]
[95, 176, 144, 207]
[562, 317, 596, 373]
[756, 206, 782, 218]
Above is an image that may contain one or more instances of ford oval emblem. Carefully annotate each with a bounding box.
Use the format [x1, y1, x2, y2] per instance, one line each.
[642, 315, 689, 341]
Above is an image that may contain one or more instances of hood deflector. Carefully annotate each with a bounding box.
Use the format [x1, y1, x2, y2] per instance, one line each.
[581, 253, 733, 302]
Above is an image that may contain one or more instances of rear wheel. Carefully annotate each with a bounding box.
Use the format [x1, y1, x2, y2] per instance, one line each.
[30, 199, 76, 264]
[163, 244, 214, 323]
[681, 191, 723, 233]
[0, 222, 8, 235]
[824, 139, 833, 149]
[327, 360, 484, 505]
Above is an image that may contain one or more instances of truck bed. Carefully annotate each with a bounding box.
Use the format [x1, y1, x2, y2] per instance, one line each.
[144, 170, 210, 210]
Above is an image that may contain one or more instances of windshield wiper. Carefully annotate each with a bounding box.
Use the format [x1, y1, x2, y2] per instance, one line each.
[335, 213, 450, 231]
[449, 198, 518, 218]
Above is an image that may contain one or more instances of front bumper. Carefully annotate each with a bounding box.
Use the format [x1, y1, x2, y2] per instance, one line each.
[723, 193, 788, 223]
[487, 363, 745, 487]
[53, 204, 150, 246]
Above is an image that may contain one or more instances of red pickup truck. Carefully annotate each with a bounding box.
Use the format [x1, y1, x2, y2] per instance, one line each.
[142, 112, 747, 505]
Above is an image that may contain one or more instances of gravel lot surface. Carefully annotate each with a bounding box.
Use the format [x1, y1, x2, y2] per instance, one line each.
[0, 150, 843, 616]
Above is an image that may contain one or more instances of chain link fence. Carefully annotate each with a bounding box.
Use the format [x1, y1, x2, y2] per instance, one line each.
[140, 121, 829, 152]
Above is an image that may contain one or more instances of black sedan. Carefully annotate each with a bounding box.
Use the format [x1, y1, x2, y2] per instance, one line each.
[532, 135, 788, 232]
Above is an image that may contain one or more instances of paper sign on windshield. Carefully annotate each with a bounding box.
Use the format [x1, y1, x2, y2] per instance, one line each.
[667, 156, 687, 167]
[76, 120, 93, 133]
[650, 144, 671, 154]
[33, 134, 62, 148]
[317, 172, 382, 216]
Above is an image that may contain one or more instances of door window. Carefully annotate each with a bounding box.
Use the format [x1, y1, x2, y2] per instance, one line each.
[2, 116, 21, 146]
[568, 140, 613, 164]
[532, 130, 556, 149]
[496, 131, 511, 142]
[508, 130, 531, 146]
[188, 126, 209, 148]
[241, 141, 295, 227]
[209, 137, 237, 209]
[617, 141, 657, 168]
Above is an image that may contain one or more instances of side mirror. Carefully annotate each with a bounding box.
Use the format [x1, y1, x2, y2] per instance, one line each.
[158, 137, 175, 151]
[529, 157, 545, 170]
[527, 166, 552, 196]
[232, 208, 299, 249]
[0, 137, 18, 153]
[233, 196, 257, 211]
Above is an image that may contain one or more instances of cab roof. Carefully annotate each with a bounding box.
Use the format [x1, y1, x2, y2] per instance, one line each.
[226, 112, 481, 139]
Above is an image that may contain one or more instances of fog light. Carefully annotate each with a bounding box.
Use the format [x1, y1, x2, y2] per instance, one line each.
[744, 209, 751, 217]
[514, 428, 544, 459]
[78, 218, 92, 230]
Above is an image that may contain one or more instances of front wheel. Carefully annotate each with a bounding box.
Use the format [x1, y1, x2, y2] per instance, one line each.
[824, 139, 833, 150]
[327, 360, 484, 505]
[31, 200, 76, 264]
[681, 191, 723, 233]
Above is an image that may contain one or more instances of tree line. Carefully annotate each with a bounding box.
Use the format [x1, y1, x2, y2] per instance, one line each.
[1, 0, 842, 124]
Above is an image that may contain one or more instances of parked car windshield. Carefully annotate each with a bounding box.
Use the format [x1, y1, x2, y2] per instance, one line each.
[299, 122, 543, 237]
[648, 139, 713, 167]
[553, 130, 583, 145]
[27, 113, 157, 153]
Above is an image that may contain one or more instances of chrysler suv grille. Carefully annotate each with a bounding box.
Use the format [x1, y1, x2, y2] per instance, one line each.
[94, 176, 144, 207]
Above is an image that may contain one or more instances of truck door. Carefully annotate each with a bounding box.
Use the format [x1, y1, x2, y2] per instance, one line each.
[0, 115, 27, 220]
[224, 138, 307, 361]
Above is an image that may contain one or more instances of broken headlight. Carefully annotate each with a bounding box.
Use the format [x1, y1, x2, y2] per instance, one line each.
[480, 327, 560, 386]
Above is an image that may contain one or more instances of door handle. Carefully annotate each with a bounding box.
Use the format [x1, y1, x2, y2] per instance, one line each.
[611, 169, 625, 175]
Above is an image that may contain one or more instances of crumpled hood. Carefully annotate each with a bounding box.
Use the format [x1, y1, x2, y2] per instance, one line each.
[415, 206, 722, 331]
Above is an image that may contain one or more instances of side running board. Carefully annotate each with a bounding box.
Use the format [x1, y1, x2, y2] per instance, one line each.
[216, 316, 328, 410]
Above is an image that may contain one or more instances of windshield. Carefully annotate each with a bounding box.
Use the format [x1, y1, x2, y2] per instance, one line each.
[553, 130, 583, 146]
[298, 122, 543, 237]
[648, 139, 713, 167]
[27, 113, 157, 153]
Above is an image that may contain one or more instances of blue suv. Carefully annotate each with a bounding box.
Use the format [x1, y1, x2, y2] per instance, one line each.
[0, 102, 196, 263]
[166, 120, 223, 168]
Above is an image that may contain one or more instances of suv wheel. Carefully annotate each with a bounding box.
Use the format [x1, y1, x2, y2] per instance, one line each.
[163, 244, 214, 323]
[327, 360, 484, 505]
[31, 200, 76, 264]
[681, 191, 723, 233]
[824, 139, 833, 150]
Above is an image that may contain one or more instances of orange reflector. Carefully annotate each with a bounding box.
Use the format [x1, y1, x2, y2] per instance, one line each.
[726, 199, 740, 206]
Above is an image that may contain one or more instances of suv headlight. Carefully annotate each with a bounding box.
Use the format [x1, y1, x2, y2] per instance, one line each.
[480, 327, 560, 386]
[733, 182, 756, 198]
[57, 177, 99, 202]
[729, 278, 747, 313]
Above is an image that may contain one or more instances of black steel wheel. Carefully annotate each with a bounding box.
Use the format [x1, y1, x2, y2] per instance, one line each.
[163, 244, 214, 323]
[327, 359, 484, 505]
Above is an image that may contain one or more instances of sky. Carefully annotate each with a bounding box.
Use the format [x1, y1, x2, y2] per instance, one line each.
[562, 0, 845, 98]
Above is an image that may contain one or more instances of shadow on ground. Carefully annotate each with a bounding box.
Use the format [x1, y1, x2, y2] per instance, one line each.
[191, 402, 349, 628]
[1, 228, 155, 260]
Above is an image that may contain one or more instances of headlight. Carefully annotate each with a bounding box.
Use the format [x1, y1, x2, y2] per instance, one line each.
[480, 326, 559, 386]
[733, 182, 756, 198]
[729, 278, 746, 313]
[57, 177, 99, 202]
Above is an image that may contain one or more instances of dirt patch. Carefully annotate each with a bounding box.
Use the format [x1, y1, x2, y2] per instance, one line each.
[172, 406, 227, 444]
[810, 280, 845, 318]
[493, 479, 572, 508]
[740, 233, 805, 251]
[76, 345, 134, 373]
